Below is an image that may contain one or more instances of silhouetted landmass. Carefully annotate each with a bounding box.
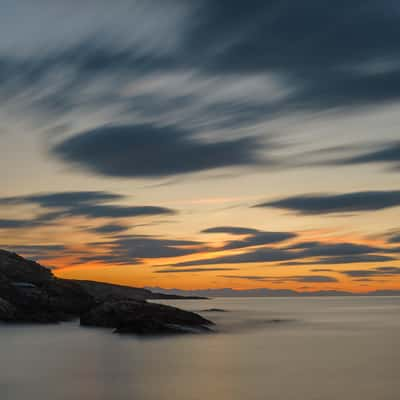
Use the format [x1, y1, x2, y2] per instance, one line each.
[76, 279, 206, 301]
[146, 287, 400, 298]
[81, 300, 212, 334]
[0, 249, 211, 334]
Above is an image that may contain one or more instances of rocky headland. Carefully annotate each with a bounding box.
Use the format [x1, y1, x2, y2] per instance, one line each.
[0, 249, 212, 334]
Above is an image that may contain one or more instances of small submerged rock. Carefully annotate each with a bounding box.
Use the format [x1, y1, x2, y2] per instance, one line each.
[80, 300, 214, 335]
[201, 308, 228, 313]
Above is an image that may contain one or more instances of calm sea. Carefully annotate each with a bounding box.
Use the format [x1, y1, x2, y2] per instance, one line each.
[1, 296, 399, 400]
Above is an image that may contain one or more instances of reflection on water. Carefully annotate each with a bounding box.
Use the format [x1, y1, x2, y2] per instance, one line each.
[1, 297, 399, 400]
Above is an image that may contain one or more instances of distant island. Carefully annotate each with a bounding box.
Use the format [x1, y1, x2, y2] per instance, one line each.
[146, 287, 400, 298]
[0, 249, 212, 335]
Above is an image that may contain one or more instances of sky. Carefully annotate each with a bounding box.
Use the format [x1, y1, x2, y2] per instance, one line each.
[1, 0, 400, 293]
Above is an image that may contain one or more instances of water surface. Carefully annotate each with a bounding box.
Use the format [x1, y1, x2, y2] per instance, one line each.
[1, 297, 399, 400]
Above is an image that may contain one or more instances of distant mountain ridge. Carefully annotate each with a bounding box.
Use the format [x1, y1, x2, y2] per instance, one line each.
[146, 287, 400, 298]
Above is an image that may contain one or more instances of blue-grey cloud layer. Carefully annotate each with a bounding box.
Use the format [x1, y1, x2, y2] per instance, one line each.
[256, 190, 400, 215]
[53, 124, 266, 178]
[342, 267, 400, 277]
[0, 191, 175, 229]
[167, 240, 397, 267]
[201, 226, 296, 250]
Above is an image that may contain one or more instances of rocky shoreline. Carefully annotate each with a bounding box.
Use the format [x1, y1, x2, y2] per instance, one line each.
[0, 249, 213, 335]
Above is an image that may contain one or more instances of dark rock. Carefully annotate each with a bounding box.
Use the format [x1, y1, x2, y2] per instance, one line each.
[81, 300, 213, 335]
[0, 297, 17, 321]
[201, 308, 228, 313]
[76, 279, 206, 302]
[0, 249, 52, 285]
[0, 249, 95, 323]
[0, 249, 214, 333]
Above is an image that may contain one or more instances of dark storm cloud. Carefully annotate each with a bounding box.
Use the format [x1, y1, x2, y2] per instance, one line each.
[53, 124, 265, 178]
[341, 266, 400, 277]
[201, 226, 296, 250]
[256, 190, 400, 215]
[0, 191, 175, 221]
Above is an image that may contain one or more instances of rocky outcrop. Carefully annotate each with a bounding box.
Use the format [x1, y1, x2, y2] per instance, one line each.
[0, 249, 52, 285]
[0, 250, 95, 322]
[80, 300, 213, 335]
[76, 279, 206, 302]
[0, 249, 214, 335]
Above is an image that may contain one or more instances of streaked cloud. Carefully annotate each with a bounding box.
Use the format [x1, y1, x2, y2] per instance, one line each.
[201, 226, 296, 250]
[53, 124, 268, 178]
[342, 266, 400, 278]
[220, 274, 338, 283]
[155, 267, 238, 274]
[256, 190, 400, 215]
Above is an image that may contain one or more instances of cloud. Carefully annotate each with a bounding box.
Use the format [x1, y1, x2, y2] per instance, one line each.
[155, 268, 238, 274]
[201, 225, 296, 250]
[388, 233, 400, 244]
[285, 254, 397, 266]
[72, 234, 208, 266]
[0, 219, 42, 229]
[187, 0, 400, 110]
[1, 1, 400, 140]
[202, 226, 260, 235]
[256, 190, 400, 215]
[312, 269, 335, 272]
[220, 275, 271, 281]
[166, 238, 397, 268]
[168, 247, 300, 267]
[0, 190, 175, 222]
[66, 204, 174, 219]
[53, 123, 266, 178]
[0, 244, 67, 260]
[89, 223, 129, 235]
[220, 274, 338, 283]
[0, 191, 122, 208]
[288, 242, 385, 257]
[328, 142, 400, 170]
[341, 266, 400, 277]
[0, 211, 67, 230]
